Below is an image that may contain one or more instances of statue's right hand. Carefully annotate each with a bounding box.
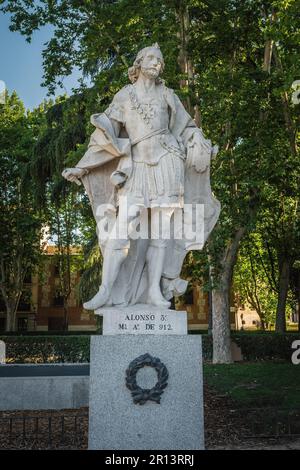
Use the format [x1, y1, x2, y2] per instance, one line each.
[62, 168, 87, 185]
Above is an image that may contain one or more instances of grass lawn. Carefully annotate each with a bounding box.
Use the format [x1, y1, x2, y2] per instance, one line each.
[204, 363, 300, 409]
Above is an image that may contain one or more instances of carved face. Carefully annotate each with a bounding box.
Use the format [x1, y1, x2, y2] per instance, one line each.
[140, 48, 163, 80]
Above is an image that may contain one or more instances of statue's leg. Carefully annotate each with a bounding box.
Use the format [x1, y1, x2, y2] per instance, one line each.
[83, 203, 143, 310]
[83, 206, 131, 310]
[146, 242, 171, 308]
[146, 207, 174, 308]
[83, 243, 129, 310]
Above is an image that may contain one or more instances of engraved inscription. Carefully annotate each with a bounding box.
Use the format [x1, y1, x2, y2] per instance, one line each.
[102, 308, 187, 335]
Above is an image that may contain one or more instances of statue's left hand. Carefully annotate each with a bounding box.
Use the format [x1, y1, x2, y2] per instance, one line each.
[186, 131, 212, 173]
[62, 167, 87, 185]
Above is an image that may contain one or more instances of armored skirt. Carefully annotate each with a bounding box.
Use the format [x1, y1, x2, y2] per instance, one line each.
[118, 151, 185, 208]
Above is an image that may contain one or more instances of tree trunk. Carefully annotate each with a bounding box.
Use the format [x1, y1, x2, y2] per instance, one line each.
[176, 4, 195, 116]
[212, 227, 246, 363]
[207, 262, 213, 335]
[1, 287, 21, 332]
[263, 39, 273, 73]
[63, 304, 68, 331]
[212, 276, 232, 363]
[298, 271, 300, 332]
[275, 257, 291, 333]
[5, 302, 17, 332]
[208, 288, 213, 335]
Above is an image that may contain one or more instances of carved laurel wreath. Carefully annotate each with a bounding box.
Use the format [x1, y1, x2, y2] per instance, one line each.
[125, 353, 169, 405]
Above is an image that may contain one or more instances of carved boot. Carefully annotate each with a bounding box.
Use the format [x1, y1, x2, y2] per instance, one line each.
[83, 248, 128, 310]
[146, 245, 171, 309]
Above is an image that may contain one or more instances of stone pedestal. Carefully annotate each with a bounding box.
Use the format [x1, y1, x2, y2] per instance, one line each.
[88, 317, 204, 450]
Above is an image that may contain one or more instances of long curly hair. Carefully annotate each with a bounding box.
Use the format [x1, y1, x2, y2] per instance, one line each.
[128, 43, 165, 84]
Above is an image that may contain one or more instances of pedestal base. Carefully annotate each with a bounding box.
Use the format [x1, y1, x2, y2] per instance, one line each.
[88, 335, 204, 450]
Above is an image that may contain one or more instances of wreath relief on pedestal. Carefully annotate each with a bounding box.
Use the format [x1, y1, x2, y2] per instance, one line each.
[125, 353, 169, 405]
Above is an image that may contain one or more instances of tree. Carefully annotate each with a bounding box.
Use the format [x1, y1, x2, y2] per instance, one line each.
[0, 92, 43, 331]
[45, 181, 84, 330]
[189, 0, 300, 359]
[258, 192, 300, 332]
[30, 93, 97, 308]
[234, 234, 279, 330]
[2, 0, 299, 359]
[290, 260, 300, 330]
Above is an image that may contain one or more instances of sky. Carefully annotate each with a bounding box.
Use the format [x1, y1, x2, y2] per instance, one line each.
[0, 11, 82, 110]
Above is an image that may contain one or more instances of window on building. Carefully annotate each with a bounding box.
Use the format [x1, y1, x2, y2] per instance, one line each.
[18, 318, 28, 331]
[0, 318, 5, 331]
[182, 287, 194, 305]
[54, 264, 60, 277]
[18, 293, 31, 312]
[0, 296, 5, 312]
[24, 271, 32, 284]
[292, 310, 299, 323]
[53, 294, 64, 307]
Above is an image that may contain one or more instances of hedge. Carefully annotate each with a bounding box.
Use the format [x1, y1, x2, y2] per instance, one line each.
[0, 335, 91, 363]
[0, 330, 99, 336]
[201, 333, 300, 362]
[0, 332, 299, 363]
[232, 333, 300, 362]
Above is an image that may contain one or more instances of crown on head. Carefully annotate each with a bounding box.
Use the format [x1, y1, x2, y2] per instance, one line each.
[151, 42, 161, 50]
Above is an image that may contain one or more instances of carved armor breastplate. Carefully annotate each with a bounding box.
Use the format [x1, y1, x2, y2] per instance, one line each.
[123, 86, 184, 165]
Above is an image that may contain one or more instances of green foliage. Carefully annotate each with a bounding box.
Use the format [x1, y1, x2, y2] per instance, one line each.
[0, 92, 45, 330]
[31, 94, 88, 206]
[233, 332, 300, 362]
[78, 233, 102, 303]
[45, 184, 85, 301]
[2, 331, 298, 364]
[201, 332, 300, 362]
[1, 0, 299, 335]
[0, 0, 181, 94]
[0, 335, 92, 363]
[234, 233, 280, 327]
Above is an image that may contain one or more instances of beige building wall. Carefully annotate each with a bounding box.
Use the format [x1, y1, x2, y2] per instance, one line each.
[236, 306, 261, 330]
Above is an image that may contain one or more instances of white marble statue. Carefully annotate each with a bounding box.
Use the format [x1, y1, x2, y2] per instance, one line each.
[62, 44, 220, 311]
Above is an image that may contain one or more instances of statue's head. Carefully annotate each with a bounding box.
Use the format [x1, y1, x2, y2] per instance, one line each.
[128, 43, 165, 83]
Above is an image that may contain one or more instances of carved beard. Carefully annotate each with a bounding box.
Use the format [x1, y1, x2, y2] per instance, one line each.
[141, 66, 160, 79]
